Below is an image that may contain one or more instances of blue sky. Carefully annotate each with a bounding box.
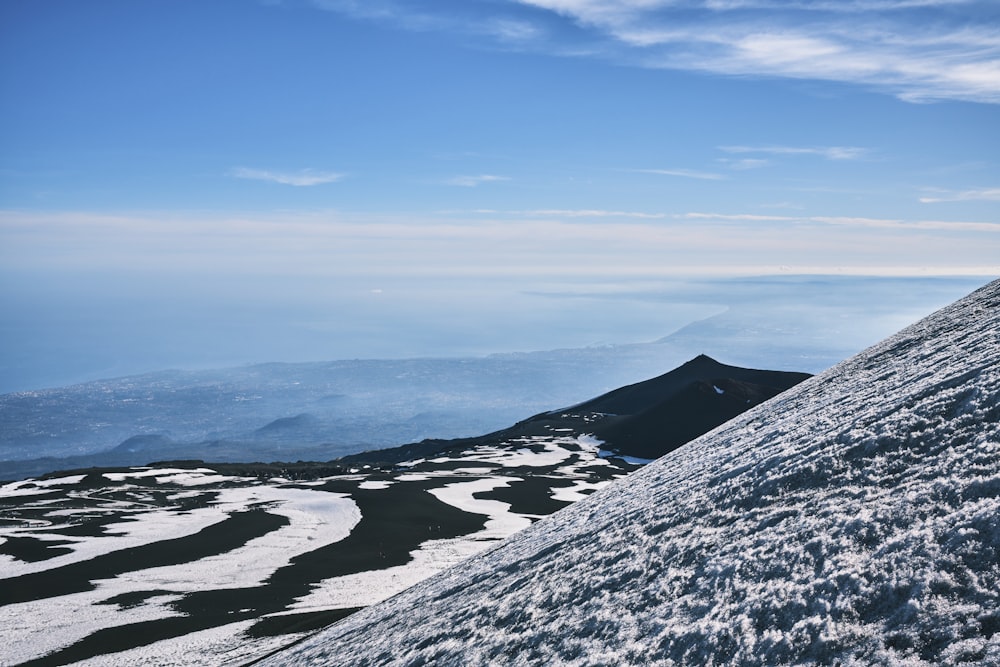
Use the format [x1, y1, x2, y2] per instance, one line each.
[1, 0, 998, 391]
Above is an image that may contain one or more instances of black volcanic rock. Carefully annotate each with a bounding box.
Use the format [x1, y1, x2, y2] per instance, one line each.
[589, 377, 806, 460]
[490, 354, 809, 461]
[566, 354, 808, 416]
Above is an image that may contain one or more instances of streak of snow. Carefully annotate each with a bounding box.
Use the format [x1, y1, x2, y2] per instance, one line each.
[0, 504, 229, 577]
[358, 480, 394, 490]
[0, 487, 360, 664]
[395, 473, 432, 481]
[0, 475, 87, 495]
[109, 487, 359, 592]
[277, 532, 507, 613]
[550, 480, 612, 503]
[428, 477, 533, 538]
[279, 479, 536, 614]
[69, 619, 307, 667]
[154, 472, 253, 486]
[574, 434, 604, 451]
[101, 467, 216, 481]
[166, 490, 206, 501]
[453, 440, 576, 468]
[598, 449, 654, 465]
[0, 589, 184, 665]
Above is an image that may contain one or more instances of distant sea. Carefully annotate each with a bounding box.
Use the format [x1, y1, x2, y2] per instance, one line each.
[0, 274, 988, 394]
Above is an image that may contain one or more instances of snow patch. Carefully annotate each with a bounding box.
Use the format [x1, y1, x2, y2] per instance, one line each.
[358, 480, 394, 490]
[428, 477, 533, 538]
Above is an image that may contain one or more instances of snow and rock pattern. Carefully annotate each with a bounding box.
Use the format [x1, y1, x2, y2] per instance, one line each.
[266, 278, 1000, 666]
[0, 435, 639, 666]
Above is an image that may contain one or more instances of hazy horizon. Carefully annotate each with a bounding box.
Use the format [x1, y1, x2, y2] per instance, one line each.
[0, 273, 990, 394]
[2, 1, 997, 393]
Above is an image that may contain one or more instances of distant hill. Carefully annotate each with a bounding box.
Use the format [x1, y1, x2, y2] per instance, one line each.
[341, 354, 810, 465]
[0, 349, 762, 481]
[549, 353, 810, 459]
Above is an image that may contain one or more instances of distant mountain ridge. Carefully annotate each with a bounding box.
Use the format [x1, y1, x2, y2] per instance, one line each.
[568, 353, 806, 415]
[554, 353, 810, 460]
[0, 354, 807, 482]
[341, 354, 810, 465]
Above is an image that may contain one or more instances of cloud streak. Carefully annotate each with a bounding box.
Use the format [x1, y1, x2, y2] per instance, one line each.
[2, 209, 997, 281]
[230, 167, 345, 186]
[521, 1, 1000, 102]
[717, 158, 770, 170]
[719, 145, 869, 160]
[445, 174, 511, 187]
[680, 210, 1000, 232]
[514, 209, 668, 219]
[631, 168, 727, 180]
[311, 0, 1000, 104]
[469, 207, 1000, 232]
[919, 187, 1000, 203]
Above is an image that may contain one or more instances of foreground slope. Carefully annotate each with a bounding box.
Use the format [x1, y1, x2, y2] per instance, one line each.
[267, 278, 1000, 666]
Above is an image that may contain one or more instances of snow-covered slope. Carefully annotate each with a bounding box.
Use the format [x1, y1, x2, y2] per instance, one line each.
[266, 278, 1000, 666]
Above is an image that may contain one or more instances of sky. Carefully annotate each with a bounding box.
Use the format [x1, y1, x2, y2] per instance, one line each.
[0, 0, 998, 392]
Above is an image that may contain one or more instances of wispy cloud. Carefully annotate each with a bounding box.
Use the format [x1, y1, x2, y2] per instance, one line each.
[516, 209, 668, 219]
[717, 157, 770, 170]
[471, 207, 1000, 232]
[760, 201, 805, 210]
[702, 2, 976, 10]
[719, 145, 869, 160]
[631, 168, 727, 180]
[230, 167, 345, 186]
[488, 17, 545, 42]
[523, 1, 1000, 103]
[311, 0, 1000, 104]
[680, 210, 1000, 232]
[445, 174, 511, 187]
[5, 209, 997, 280]
[310, 0, 548, 45]
[919, 187, 1000, 203]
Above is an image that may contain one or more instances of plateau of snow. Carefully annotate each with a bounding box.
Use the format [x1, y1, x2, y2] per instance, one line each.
[266, 278, 1000, 666]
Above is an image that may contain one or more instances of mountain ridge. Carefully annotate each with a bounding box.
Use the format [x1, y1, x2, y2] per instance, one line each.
[336, 354, 810, 466]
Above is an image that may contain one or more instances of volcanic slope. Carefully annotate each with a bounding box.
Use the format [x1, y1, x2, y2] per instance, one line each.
[339, 354, 809, 465]
[265, 280, 1000, 667]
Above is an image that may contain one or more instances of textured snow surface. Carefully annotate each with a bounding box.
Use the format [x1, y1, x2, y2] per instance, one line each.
[267, 279, 1000, 667]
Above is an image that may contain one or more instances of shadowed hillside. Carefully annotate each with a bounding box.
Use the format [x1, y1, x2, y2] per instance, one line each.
[341, 354, 809, 465]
